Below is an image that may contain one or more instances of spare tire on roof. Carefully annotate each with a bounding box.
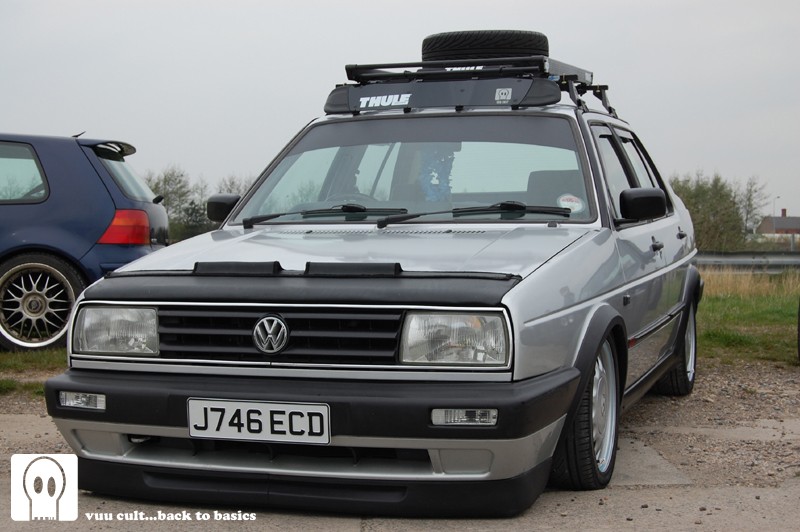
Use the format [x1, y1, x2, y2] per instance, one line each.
[421, 30, 549, 61]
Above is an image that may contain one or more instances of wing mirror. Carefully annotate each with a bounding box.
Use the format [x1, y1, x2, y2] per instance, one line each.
[206, 194, 240, 222]
[618, 188, 666, 222]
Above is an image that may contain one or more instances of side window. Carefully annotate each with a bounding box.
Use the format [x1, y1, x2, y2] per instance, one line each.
[591, 126, 630, 217]
[620, 136, 656, 188]
[617, 130, 673, 212]
[0, 142, 48, 203]
[628, 132, 673, 212]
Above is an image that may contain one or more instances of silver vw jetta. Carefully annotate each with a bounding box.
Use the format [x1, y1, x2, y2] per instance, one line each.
[47, 30, 701, 517]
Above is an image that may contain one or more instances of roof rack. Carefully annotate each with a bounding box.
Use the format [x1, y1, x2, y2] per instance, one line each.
[326, 56, 617, 116]
[345, 56, 593, 85]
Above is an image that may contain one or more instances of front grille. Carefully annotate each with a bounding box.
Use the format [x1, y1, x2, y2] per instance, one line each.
[158, 306, 403, 365]
[126, 436, 434, 480]
[150, 436, 431, 467]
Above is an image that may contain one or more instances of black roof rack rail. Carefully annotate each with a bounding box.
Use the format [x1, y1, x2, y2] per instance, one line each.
[557, 78, 618, 117]
[591, 85, 617, 118]
[345, 56, 593, 86]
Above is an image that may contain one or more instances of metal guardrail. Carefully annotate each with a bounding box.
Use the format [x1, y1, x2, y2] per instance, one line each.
[697, 252, 800, 272]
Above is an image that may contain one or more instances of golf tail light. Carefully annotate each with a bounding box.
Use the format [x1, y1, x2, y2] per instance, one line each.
[98, 209, 151, 245]
[432, 408, 498, 426]
[59, 391, 106, 411]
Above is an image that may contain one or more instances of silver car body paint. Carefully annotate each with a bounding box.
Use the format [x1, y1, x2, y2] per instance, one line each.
[47, 59, 700, 516]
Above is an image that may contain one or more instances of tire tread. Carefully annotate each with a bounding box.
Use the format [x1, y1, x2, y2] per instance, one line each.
[422, 30, 549, 61]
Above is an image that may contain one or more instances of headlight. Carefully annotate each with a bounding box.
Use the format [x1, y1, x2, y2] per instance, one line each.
[73, 306, 158, 355]
[400, 312, 508, 366]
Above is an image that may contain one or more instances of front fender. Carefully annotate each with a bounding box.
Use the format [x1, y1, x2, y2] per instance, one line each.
[565, 304, 627, 427]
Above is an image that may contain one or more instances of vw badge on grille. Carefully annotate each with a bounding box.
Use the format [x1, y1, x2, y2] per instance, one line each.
[253, 315, 289, 354]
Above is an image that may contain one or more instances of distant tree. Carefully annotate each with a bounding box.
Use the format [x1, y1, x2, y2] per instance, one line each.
[733, 176, 768, 235]
[144, 165, 192, 221]
[217, 174, 255, 196]
[179, 180, 217, 240]
[670, 171, 745, 252]
[145, 166, 216, 242]
[178, 198, 217, 240]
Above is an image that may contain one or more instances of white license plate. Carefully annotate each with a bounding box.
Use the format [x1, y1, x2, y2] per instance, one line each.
[188, 398, 330, 444]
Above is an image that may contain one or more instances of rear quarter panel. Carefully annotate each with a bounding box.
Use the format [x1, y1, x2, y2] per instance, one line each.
[0, 137, 115, 280]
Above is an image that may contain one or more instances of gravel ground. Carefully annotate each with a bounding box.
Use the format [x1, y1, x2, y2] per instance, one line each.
[620, 358, 800, 488]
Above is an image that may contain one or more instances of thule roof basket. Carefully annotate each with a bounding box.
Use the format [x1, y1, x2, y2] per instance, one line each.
[325, 55, 616, 117]
[344, 55, 593, 85]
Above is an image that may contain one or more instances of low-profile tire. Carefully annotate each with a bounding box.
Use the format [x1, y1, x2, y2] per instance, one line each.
[421, 30, 549, 61]
[0, 253, 86, 351]
[550, 337, 620, 490]
[656, 303, 697, 396]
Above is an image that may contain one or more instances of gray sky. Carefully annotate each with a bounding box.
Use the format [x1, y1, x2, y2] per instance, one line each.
[2, 0, 799, 218]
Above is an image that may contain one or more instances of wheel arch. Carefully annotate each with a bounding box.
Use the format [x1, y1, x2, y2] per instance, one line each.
[663, 262, 703, 370]
[549, 303, 626, 489]
[666, 262, 703, 369]
[686, 263, 704, 307]
[0, 246, 91, 287]
[0, 248, 89, 350]
[563, 304, 627, 431]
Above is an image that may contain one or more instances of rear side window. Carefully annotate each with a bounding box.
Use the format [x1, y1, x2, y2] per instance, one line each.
[618, 133, 657, 188]
[591, 126, 630, 217]
[94, 145, 156, 202]
[0, 142, 48, 203]
[592, 124, 673, 218]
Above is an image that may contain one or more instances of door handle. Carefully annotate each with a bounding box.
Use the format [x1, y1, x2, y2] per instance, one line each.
[651, 239, 664, 252]
[677, 229, 687, 240]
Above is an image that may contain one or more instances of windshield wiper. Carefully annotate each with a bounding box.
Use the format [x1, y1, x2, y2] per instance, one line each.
[376, 201, 571, 229]
[242, 204, 407, 229]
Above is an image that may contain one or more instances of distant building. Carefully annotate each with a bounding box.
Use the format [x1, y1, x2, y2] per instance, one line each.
[757, 209, 800, 235]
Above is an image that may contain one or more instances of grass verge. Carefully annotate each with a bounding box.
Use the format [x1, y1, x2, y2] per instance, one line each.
[0, 347, 66, 374]
[698, 268, 799, 365]
[0, 347, 66, 396]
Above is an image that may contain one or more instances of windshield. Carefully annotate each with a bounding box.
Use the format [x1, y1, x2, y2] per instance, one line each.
[233, 115, 593, 225]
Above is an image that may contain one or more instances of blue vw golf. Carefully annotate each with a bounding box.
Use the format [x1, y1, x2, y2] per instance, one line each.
[0, 133, 168, 350]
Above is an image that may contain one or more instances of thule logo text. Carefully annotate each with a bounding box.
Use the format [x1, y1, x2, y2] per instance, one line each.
[445, 66, 484, 71]
[358, 94, 412, 108]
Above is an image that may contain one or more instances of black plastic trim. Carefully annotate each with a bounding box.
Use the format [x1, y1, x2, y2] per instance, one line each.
[76, 457, 551, 517]
[567, 306, 626, 419]
[88, 272, 520, 306]
[46, 367, 580, 440]
[577, 113, 612, 228]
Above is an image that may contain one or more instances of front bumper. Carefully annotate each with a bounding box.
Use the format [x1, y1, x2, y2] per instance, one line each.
[46, 368, 579, 516]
